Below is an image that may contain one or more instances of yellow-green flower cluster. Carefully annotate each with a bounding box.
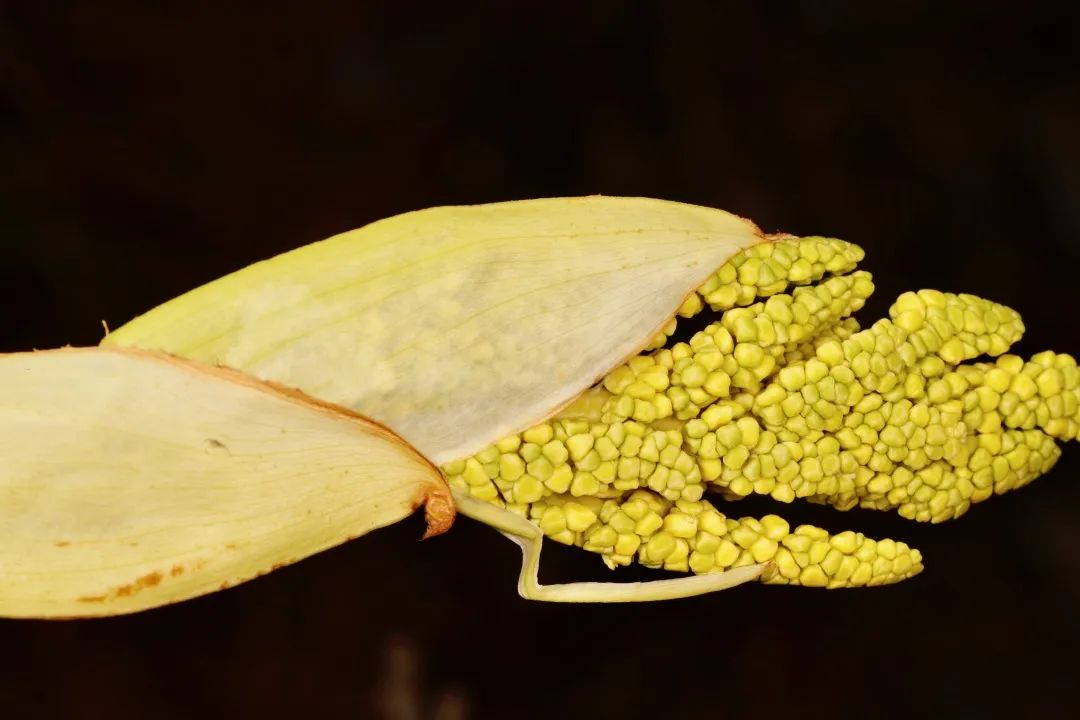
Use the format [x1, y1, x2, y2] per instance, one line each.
[526, 489, 922, 588]
[601, 271, 874, 424]
[719, 288, 1071, 523]
[443, 418, 705, 506]
[952, 351, 1080, 441]
[643, 236, 864, 351]
[443, 235, 1076, 588]
[697, 236, 864, 310]
[890, 290, 1025, 363]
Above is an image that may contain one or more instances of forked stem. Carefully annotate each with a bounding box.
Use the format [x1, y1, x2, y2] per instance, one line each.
[451, 489, 768, 602]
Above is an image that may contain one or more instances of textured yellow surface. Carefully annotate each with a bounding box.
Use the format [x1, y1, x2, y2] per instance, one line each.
[446, 236, 1077, 588]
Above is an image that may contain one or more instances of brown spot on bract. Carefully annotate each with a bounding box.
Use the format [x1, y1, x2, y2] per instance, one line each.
[55, 540, 71, 547]
[77, 569, 171, 604]
[114, 571, 164, 597]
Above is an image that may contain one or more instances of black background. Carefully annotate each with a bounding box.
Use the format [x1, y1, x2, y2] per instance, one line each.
[2, 2, 1079, 718]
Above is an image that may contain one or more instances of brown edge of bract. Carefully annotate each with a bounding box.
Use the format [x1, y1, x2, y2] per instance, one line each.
[539, 224, 772, 426]
[2, 345, 456, 540]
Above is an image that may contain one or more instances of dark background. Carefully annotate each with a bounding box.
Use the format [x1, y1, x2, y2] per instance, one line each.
[2, 2, 1079, 718]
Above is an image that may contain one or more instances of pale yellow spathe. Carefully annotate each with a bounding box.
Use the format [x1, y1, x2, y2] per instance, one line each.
[103, 197, 763, 464]
[0, 348, 451, 618]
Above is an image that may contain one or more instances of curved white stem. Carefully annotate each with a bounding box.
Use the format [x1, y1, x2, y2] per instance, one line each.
[452, 489, 767, 602]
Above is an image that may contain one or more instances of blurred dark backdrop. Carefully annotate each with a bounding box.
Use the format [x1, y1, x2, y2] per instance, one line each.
[2, 2, 1079, 718]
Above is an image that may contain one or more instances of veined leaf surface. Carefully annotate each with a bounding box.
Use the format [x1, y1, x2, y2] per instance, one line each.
[0, 348, 452, 618]
[103, 197, 764, 463]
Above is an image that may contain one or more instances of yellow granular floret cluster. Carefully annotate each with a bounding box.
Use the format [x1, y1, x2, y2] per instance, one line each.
[600, 270, 874, 424]
[442, 419, 704, 506]
[641, 236, 864, 350]
[525, 490, 922, 587]
[442, 236, 1077, 589]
